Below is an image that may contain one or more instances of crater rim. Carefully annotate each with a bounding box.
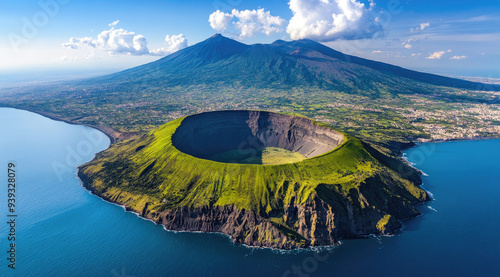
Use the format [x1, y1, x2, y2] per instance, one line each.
[171, 110, 345, 165]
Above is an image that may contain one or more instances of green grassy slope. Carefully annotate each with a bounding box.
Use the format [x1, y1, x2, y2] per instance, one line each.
[80, 114, 428, 218]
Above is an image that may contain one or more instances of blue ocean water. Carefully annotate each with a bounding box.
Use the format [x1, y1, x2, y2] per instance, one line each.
[0, 107, 499, 277]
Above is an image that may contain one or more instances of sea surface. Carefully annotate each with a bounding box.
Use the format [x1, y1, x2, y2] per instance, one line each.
[1, 107, 499, 277]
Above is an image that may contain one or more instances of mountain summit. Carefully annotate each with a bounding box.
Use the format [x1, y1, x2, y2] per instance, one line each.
[157, 33, 249, 66]
[93, 34, 498, 94]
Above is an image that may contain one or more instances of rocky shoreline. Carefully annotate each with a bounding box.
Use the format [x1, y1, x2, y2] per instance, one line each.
[79, 167, 428, 249]
[9, 107, 120, 144]
[10, 108, 440, 249]
[78, 130, 431, 250]
[78, 170, 430, 250]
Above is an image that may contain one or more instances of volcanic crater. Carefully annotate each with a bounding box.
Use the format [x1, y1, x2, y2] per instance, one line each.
[171, 110, 344, 164]
[79, 109, 430, 249]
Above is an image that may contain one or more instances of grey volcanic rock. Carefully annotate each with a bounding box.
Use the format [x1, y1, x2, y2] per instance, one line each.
[172, 110, 344, 161]
[141, 175, 422, 249]
[152, 205, 297, 248]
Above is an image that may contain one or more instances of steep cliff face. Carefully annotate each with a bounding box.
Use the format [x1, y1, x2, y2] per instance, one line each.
[79, 172, 425, 249]
[165, 174, 423, 249]
[153, 205, 299, 248]
[78, 111, 429, 249]
[172, 110, 343, 160]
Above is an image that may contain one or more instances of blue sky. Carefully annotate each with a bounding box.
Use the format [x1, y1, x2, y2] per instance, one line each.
[1, 0, 499, 78]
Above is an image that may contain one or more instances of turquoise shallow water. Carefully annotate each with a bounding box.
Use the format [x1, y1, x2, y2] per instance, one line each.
[1, 107, 499, 277]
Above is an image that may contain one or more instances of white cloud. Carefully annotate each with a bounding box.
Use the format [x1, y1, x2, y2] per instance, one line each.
[209, 10, 234, 32]
[208, 9, 286, 38]
[150, 34, 188, 56]
[448, 15, 496, 23]
[372, 50, 382, 53]
[62, 21, 187, 56]
[232, 9, 286, 37]
[95, 27, 150, 55]
[402, 38, 415, 45]
[420, 22, 430, 31]
[402, 37, 416, 50]
[426, 50, 451, 59]
[450, 55, 467, 60]
[411, 22, 430, 33]
[286, 0, 382, 41]
[62, 37, 96, 49]
[108, 20, 119, 27]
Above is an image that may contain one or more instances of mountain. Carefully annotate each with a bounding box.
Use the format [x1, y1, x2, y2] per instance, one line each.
[87, 34, 499, 94]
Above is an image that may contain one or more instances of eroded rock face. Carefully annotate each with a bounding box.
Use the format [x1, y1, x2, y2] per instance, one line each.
[171, 110, 344, 161]
[141, 175, 422, 249]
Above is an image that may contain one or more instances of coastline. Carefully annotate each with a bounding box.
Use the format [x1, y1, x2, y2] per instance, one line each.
[5, 106, 498, 147]
[2, 106, 498, 276]
[74, 111, 431, 250]
[78, 171, 342, 253]
[416, 136, 498, 144]
[7, 107, 119, 144]
[6, 107, 498, 250]
[77, 167, 347, 252]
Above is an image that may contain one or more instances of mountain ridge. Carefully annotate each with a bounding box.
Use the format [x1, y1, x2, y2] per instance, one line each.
[86, 34, 499, 93]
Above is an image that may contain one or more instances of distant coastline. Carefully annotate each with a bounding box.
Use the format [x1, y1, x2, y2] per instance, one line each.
[4, 107, 498, 148]
[5, 107, 118, 144]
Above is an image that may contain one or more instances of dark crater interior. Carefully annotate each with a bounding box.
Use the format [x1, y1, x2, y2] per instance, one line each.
[171, 110, 344, 164]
